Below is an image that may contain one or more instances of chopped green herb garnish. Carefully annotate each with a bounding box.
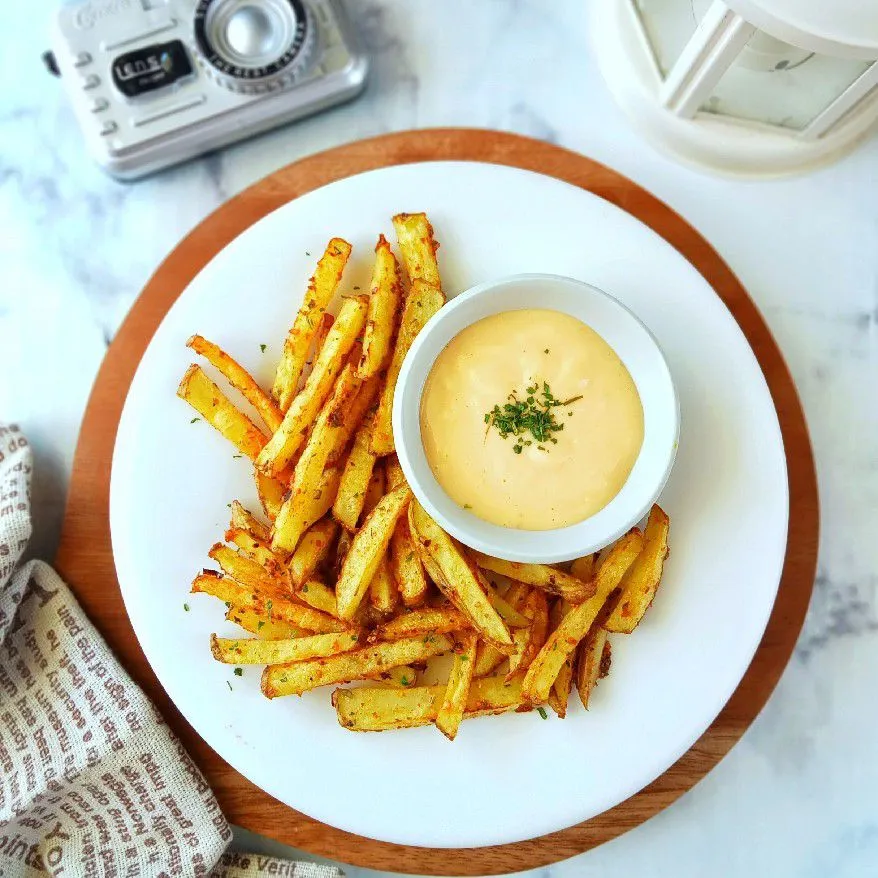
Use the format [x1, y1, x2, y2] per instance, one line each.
[301, 584, 309, 593]
[537, 706, 548, 720]
[406, 552, 415, 563]
[463, 504, 472, 510]
[183, 603, 190, 612]
[353, 285, 361, 290]
[266, 598, 273, 619]
[190, 417, 200, 424]
[485, 381, 582, 454]
[232, 454, 243, 459]
[224, 601, 231, 609]
[234, 668, 243, 676]
[260, 344, 267, 353]
[257, 620, 265, 630]
[400, 675, 410, 686]
[351, 634, 358, 642]
[544, 348, 550, 354]
[226, 681, 233, 691]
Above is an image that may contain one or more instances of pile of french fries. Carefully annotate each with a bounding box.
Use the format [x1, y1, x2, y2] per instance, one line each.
[179, 212, 671, 740]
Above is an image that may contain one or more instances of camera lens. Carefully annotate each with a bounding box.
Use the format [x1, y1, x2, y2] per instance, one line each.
[226, 6, 279, 58]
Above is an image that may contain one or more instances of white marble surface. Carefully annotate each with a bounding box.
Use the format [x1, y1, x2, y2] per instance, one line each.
[2, 2, 877, 876]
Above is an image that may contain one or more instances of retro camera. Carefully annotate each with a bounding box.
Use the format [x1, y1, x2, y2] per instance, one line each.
[48, 0, 368, 179]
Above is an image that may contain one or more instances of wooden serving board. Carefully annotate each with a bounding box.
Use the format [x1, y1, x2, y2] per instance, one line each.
[56, 129, 818, 876]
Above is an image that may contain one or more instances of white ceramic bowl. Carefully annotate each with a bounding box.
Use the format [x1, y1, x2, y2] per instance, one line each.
[393, 273, 679, 563]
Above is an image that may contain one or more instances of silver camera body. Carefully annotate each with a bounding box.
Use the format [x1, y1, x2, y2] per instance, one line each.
[50, 0, 368, 180]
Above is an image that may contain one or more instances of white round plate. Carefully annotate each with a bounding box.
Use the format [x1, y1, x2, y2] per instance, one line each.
[111, 161, 788, 848]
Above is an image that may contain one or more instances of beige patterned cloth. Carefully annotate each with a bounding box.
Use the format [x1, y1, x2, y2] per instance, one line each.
[0, 424, 342, 878]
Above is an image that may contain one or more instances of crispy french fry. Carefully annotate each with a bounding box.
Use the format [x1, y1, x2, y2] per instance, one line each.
[224, 603, 306, 640]
[473, 641, 507, 678]
[325, 373, 381, 469]
[230, 501, 271, 543]
[271, 466, 341, 555]
[392, 212, 442, 290]
[570, 553, 596, 583]
[336, 485, 412, 620]
[358, 235, 402, 379]
[178, 364, 267, 461]
[548, 599, 574, 718]
[333, 675, 525, 732]
[369, 556, 399, 614]
[521, 530, 643, 704]
[224, 528, 288, 581]
[294, 579, 339, 617]
[479, 571, 530, 628]
[371, 279, 445, 455]
[362, 462, 386, 517]
[332, 414, 378, 531]
[436, 633, 477, 740]
[191, 572, 348, 634]
[604, 505, 670, 633]
[273, 238, 352, 412]
[261, 633, 451, 697]
[575, 628, 611, 709]
[255, 469, 287, 521]
[389, 518, 428, 607]
[375, 606, 470, 641]
[207, 543, 289, 601]
[258, 295, 368, 476]
[409, 501, 512, 651]
[334, 528, 352, 580]
[385, 454, 407, 490]
[288, 518, 337, 587]
[472, 554, 596, 605]
[368, 665, 417, 687]
[210, 632, 358, 665]
[506, 590, 548, 681]
[187, 334, 283, 433]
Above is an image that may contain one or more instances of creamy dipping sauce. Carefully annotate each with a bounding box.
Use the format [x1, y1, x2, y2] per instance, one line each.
[420, 309, 644, 530]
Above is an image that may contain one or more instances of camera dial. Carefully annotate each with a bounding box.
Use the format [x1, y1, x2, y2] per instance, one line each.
[193, 0, 316, 93]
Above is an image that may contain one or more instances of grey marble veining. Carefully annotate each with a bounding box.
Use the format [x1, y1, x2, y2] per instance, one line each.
[2, 2, 878, 876]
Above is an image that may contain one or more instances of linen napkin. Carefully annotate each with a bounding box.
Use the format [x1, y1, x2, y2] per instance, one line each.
[0, 423, 343, 878]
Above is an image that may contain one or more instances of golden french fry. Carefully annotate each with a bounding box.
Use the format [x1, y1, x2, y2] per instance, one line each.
[288, 518, 337, 587]
[336, 485, 412, 620]
[224, 528, 288, 581]
[604, 505, 670, 633]
[389, 518, 428, 607]
[473, 641, 507, 679]
[472, 553, 596, 605]
[191, 572, 348, 634]
[187, 334, 283, 433]
[258, 295, 368, 476]
[547, 599, 574, 718]
[210, 632, 358, 665]
[375, 606, 470, 641]
[273, 238, 352, 412]
[207, 543, 289, 601]
[436, 632, 477, 740]
[570, 553, 596, 583]
[575, 627, 611, 709]
[506, 590, 548, 681]
[261, 633, 451, 697]
[369, 556, 399, 614]
[409, 501, 512, 651]
[178, 364, 267, 461]
[478, 571, 530, 628]
[224, 603, 306, 640]
[358, 235, 402, 379]
[521, 530, 643, 704]
[367, 665, 418, 688]
[230, 501, 271, 543]
[332, 414, 378, 531]
[362, 461, 386, 517]
[271, 466, 341, 555]
[392, 212, 442, 290]
[255, 469, 287, 521]
[371, 280, 445, 455]
[325, 373, 381, 469]
[294, 579, 339, 617]
[384, 454, 406, 490]
[333, 675, 525, 732]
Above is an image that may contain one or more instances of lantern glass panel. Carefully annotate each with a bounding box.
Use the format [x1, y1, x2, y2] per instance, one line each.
[634, 0, 713, 76]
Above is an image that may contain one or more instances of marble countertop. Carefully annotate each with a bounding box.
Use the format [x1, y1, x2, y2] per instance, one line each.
[2, 2, 877, 876]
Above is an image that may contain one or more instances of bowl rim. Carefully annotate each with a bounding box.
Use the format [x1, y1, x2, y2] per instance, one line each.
[392, 272, 680, 563]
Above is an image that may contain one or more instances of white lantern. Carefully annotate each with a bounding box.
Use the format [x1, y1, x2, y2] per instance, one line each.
[590, 1, 878, 175]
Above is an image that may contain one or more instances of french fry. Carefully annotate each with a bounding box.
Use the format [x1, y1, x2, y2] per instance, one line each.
[472, 554, 596, 605]
[479, 571, 530, 628]
[333, 675, 525, 732]
[506, 590, 548, 681]
[570, 553, 596, 583]
[325, 373, 381, 468]
[257, 295, 368, 476]
[369, 556, 399, 614]
[604, 505, 670, 633]
[358, 235, 402, 379]
[210, 632, 359, 665]
[288, 518, 337, 587]
[294, 579, 339, 617]
[473, 641, 507, 678]
[332, 414, 377, 531]
[334, 528, 352, 580]
[224, 603, 306, 640]
[367, 665, 418, 688]
[521, 530, 643, 704]
[271, 466, 341, 555]
[362, 462, 386, 517]
[230, 501, 271, 543]
[409, 501, 512, 651]
[191, 572, 348, 634]
[187, 334, 283, 433]
[575, 628, 611, 709]
[389, 518, 428, 607]
[336, 485, 412, 620]
[224, 528, 288, 581]
[255, 469, 287, 520]
[273, 238, 352, 412]
[548, 599, 574, 718]
[207, 543, 289, 600]
[384, 454, 407, 490]
[392, 212, 442, 290]
[436, 633, 477, 740]
[375, 606, 470, 641]
[371, 279, 445, 455]
[261, 633, 452, 697]
[177, 364, 267, 461]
